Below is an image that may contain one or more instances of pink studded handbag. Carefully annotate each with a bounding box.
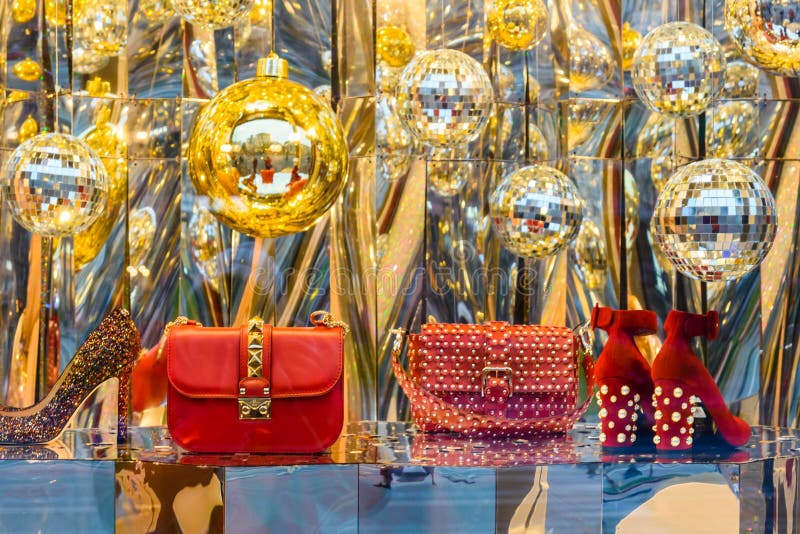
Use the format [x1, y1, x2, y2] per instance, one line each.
[391, 321, 594, 438]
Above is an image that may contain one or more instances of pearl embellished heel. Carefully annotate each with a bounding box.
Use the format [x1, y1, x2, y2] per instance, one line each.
[652, 379, 694, 451]
[597, 377, 641, 448]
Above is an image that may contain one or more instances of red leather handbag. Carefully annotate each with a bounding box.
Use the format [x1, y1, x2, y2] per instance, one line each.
[166, 312, 347, 453]
[391, 321, 594, 438]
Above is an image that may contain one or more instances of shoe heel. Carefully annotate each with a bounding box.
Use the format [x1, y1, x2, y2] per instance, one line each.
[116, 366, 132, 444]
[597, 377, 641, 448]
[653, 379, 694, 451]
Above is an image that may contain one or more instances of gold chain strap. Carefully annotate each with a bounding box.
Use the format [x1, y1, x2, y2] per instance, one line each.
[310, 310, 350, 336]
[155, 316, 197, 361]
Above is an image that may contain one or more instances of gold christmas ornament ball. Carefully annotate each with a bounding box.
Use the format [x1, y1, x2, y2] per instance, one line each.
[486, 0, 548, 51]
[13, 58, 42, 82]
[632, 22, 725, 117]
[723, 60, 760, 99]
[45, 0, 68, 26]
[74, 0, 128, 56]
[622, 22, 642, 71]
[377, 26, 416, 68]
[1, 133, 109, 237]
[188, 55, 348, 238]
[653, 159, 777, 282]
[573, 219, 608, 290]
[490, 165, 584, 258]
[725, 0, 800, 77]
[569, 26, 615, 92]
[12, 0, 36, 23]
[396, 49, 494, 148]
[173, 0, 254, 29]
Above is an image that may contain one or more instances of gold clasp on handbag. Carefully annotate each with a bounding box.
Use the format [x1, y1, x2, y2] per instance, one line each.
[238, 397, 271, 420]
[481, 366, 513, 397]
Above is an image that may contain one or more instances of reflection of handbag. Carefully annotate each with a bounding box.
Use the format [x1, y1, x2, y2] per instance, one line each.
[166, 312, 347, 453]
[391, 321, 594, 437]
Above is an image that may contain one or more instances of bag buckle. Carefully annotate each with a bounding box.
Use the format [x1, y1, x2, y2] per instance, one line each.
[481, 366, 513, 397]
[238, 396, 271, 420]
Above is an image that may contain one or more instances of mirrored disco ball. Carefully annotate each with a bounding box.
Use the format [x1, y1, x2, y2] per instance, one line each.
[395, 49, 493, 148]
[172, 0, 254, 29]
[490, 165, 584, 259]
[632, 22, 725, 117]
[653, 159, 777, 282]
[725, 0, 800, 77]
[1, 133, 109, 237]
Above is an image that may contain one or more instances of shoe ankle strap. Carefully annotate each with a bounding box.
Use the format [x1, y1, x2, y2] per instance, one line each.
[666, 310, 719, 340]
[590, 305, 657, 336]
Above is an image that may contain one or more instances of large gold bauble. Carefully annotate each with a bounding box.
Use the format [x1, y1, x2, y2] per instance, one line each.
[490, 165, 584, 258]
[173, 0, 254, 29]
[1, 133, 109, 237]
[188, 55, 348, 238]
[74, 106, 128, 269]
[486, 0, 548, 51]
[725, 0, 800, 77]
[74, 0, 128, 56]
[632, 22, 725, 117]
[396, 49, 494, 148]
[621, 22, 642, 71]
[12, 0, 36, 23]
[569, 26, 615, 92]
[574, 219, 608, 290]
[377, 26, 416, 68]
[723, 60, 760, 98]
[653, 159, 777, 282]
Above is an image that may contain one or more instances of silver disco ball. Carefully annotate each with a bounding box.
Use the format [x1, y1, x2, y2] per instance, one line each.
[653, 159, 777, 282]
[395, 49, 493, 148]
[1, 133, 109, 237]
[490, 165, 584, 259]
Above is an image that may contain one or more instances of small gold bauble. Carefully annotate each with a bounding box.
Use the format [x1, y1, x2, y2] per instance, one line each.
[725, 0, 800, 77]
[377, 26, 416, 68]
[574, 219, 608, 290]
[486, 0, 548, 51]
[188, 54, 348, 238]
[18, 115, 38, 144]
[13, 58, 42, 82]
[74, 106, 128, 268]
[172, 0, 254, 29]
[569, 26, 614, 92]
[74, 0, 128, 56]
[621, 22, 642, 71]
[632, 22, 725, 117]
[12, 0, 36, 23]
[45, 0, 68, 26]
[723, 60, 760, 99]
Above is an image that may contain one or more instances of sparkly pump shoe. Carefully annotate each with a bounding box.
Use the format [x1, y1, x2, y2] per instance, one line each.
[650, 310, 751, 452]
[0, 309, 140, 445]
[591, 306, 658, 449]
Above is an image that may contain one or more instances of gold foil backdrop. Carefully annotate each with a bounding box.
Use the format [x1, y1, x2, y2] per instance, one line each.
[0, 0, 798, 428]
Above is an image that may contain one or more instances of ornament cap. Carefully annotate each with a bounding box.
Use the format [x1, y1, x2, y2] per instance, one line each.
[257, 54, 289, 78]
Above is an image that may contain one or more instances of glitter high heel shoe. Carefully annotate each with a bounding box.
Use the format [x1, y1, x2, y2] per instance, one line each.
[0, 308, 140, 445]
[650, 310, 751, 452]
[591, 305, 658, 449]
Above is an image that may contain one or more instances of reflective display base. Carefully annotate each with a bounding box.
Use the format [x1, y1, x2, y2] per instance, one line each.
[0, 423, 797, 533]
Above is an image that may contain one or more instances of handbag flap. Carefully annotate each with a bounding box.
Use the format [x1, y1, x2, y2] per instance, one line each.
[166, 325, 343, 399]
[408, 322, 577, 395]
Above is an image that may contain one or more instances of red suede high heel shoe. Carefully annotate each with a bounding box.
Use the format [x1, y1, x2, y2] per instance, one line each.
[591, 306, 658, 448]
[650, 310, 751, 452]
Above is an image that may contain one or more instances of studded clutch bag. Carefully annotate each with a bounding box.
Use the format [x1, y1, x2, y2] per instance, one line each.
[166, 312, 347, 453]
[391, 321, 594, 437]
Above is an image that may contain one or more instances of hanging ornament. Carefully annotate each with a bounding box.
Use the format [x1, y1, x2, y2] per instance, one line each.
[528, 122, 549, 161]
[377, 26, 416, 68]
[189, 206, 222, 288]
[13, 58, 42, 82]
[573, 219, 608, 290]
[74, 106, 128, 269]
[569, 26, 615, 92]
[490, 165, 583, 258]
[188, 54, 348, 238]
[45, 0, 68, 26]
[73, 48, 111, 75]
[706, 100, 756, 158]
[74, 0, 128, 56]
[725, 0, 800, 77]
[129, 207, 157, 268]
[427, 147, 471, 197]
[395, 49, 494, 148]
[486, 0, 548, 51]
[172, 0, 254, 30]
[621, 22, 642, 71]
[18, 115, 38, 144]
[12, 0, 36, 23]
[632, 22, 725, 117]
[1, 133, 109, 237]
[723, 60, 760, 99]
[653, 159, 777, 282]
